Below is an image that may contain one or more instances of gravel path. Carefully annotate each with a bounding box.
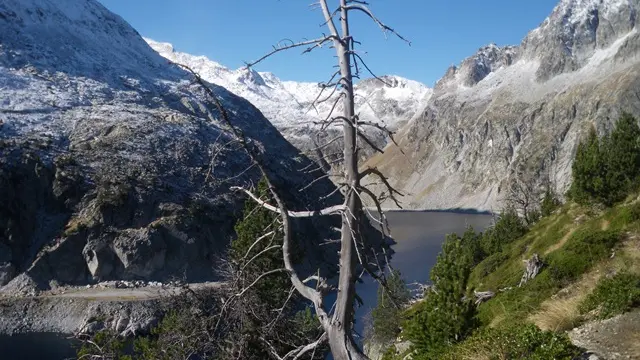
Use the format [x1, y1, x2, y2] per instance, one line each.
[41, 282, 225, 301]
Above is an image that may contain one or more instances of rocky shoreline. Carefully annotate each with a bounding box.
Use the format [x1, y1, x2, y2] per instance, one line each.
[0, 281, 222, 337]
[0, 296, 160, 337]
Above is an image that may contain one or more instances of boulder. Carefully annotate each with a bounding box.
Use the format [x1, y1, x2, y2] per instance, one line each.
[83, 240, 116, 279]
[112, 228, 167, 279]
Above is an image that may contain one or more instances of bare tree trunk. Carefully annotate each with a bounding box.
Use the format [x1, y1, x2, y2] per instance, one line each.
[325, 2, 367, 358]
[181, 2, 411, 358]
[519, 253, 543, 287]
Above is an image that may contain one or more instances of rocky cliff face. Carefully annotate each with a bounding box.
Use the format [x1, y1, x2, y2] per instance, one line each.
[365, 0, 640, 211]
[0, 0, 336, 290]
[146, 39, 433, 164]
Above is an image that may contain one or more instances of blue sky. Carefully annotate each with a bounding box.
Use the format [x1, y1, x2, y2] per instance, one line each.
[99, 0, 559, 86]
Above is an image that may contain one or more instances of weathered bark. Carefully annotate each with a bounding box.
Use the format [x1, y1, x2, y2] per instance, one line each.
[323, 1, 367, 358]
[473, 290, 496, 305]
[519, 253, 543, 287]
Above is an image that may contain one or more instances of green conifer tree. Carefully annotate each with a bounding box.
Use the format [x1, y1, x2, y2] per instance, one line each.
[405, 233, 477, 357]
[570, 127, 605, 203]
[570, 114, 640, 205]
[370, 269, 411, 345]
[480, 208, 527, 257]
[603, 113, 640, 204]
[227, 177, 324, 359]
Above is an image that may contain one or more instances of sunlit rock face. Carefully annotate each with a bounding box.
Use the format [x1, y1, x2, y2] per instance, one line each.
[364, 0, 640, 211]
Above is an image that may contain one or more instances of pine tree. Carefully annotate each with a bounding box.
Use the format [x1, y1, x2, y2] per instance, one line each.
[227, 177, 324, 359]
[231, 177, 290, 308]
[570, 114, 640, 206]
[570, 127, 606, 204]
[480, 208, 527, 257]
[405, 233, 477, 356]
[370, 269, 411, 345]
[603, 112, 640, 204]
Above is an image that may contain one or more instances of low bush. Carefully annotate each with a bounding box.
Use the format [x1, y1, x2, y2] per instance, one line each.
[476, 270, 559, 327]
[369, 270, 411, 345]
[437, 324, 582, 360]
[579, 272, 640, 319]
[540, 188, 561, 217]
[474, 251, 508, 278]
[547, 229, 621, 283]
[77, 330, 132, 360]
[608, 201, 640, 229]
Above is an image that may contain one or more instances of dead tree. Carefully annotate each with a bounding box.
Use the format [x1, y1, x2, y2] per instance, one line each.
[505, 168, 541, 225]
[179, 2, 408, 359]
[473, 290, 495, 305]
[171, 2, 408, 358]
[519, 253, 543, 287]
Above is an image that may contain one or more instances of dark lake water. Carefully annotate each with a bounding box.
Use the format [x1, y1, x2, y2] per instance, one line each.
[0, 333, 79, 360]
[353, 210, 494, 341]
[0, 211, 493, 359]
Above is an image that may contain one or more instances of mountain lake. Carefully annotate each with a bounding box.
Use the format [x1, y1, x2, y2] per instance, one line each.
[0, 210, 494, 359]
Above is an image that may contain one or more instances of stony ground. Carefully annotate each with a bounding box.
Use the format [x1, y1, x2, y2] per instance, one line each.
[0, 282, 223, 336]
[570, 310, 640, 360]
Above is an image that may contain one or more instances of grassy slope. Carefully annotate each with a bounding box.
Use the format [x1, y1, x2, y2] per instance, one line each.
[471, 200, 640, 330]
[392, 198, 640, 359]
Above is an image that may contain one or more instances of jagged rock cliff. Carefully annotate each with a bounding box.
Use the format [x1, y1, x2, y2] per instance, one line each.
[365, 0, 640, 211]
[0, 0, 336, 290]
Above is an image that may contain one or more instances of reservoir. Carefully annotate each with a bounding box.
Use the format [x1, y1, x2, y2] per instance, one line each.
[354, 210, 494, 341]
[0, 210, 494, 359]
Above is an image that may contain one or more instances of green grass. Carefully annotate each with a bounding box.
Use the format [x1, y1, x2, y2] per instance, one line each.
[579, 272, 640, 320]
[436, 324, 582, 360]
[468, 207, 575, 292]
[399, 199, 640, 360]
[526, 211, 574, 255]
[476, 270, 560, 327]
[605, 201, 640, 230]
[546, 229, 622, 283]
[466, 199, 640, 329]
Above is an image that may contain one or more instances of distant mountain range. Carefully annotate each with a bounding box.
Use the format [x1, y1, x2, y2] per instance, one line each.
[146, 38, 432, 160]
[146, 0, 640, 212]
[2, 0, 640, 296]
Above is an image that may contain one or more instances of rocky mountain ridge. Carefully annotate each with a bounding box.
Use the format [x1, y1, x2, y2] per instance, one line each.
[145, 39, 433, 159]
[365, 0, 640, 211]
[0, 0, 336, 291]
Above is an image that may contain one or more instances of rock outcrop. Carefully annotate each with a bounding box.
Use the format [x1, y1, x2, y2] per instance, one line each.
[570, 310, 640, 359]
[365, 0, 640, 211]
[0, 0, 337, 291]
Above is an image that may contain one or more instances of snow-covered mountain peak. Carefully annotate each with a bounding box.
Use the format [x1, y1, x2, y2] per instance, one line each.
[233, 67, 268, 88]
[433, 43, 519, 93]
[143, 38, 175, 56]
[145, 38, 231, 80]
[1, 0, 172, 81]
[144, 38, 432, 156]
[558, 0, 630, 24]
[522, 0, 638, 80]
